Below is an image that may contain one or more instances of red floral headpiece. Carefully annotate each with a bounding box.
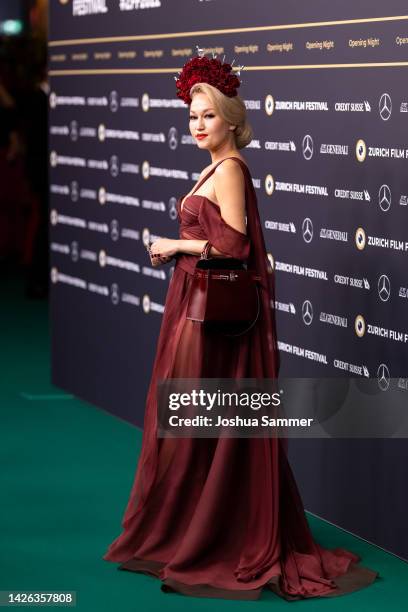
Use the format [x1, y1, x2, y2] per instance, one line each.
[174, 46, 244, 105]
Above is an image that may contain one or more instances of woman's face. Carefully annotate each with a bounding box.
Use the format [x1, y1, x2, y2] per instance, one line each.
[189, 92, 234, 151]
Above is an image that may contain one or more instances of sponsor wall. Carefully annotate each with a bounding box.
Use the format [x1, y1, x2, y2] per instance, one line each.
[49, 0, 408, 559]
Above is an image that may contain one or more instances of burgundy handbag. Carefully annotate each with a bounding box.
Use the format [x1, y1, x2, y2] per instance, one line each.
[186, 241, 261, 336]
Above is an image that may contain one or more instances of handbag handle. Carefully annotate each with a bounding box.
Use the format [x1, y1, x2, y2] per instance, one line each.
[200, 240, 212, 260]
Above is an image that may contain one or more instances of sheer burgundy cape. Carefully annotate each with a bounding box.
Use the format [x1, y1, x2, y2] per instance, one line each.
[103, 157, 379, 600]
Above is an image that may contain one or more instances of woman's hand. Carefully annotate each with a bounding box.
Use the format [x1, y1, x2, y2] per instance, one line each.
[147, 238, 179, 266]
[149, 238, 179, 258]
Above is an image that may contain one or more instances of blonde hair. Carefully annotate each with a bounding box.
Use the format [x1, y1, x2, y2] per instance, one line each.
[189, 82, 253, 149]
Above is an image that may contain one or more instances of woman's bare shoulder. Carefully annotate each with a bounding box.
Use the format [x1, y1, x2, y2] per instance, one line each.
[213, 158, 246, 185]
[200, 155, 247, 178]
[198, 162, 215, 178]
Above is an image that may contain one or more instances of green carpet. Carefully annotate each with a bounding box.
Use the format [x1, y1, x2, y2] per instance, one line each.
[1, 265, 407, 611]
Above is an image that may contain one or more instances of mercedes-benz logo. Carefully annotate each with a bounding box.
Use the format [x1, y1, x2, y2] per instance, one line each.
[110, 219, 120, 241]
[302, 134, 314, 160]
[70, 180, 79, 202]
[302, 217, 313, 243]
[169, 197, 178, 220]
[111, 283, 120, 306]
[168, 127, 178, 150]
[70, 120, 78, 141]
[302, 300, 313, 325]
[110, 155, 119, 177]
[378, 274, 391, 302]
[109, 90, 119, 113]
[377, 363, 390, 391]
[379, 93, 392, 121]
[71, 241, 79, 262]
[378, 184, 391, 212]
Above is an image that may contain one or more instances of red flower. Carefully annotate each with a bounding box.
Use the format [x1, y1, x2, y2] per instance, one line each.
[175, 55, 241, 105]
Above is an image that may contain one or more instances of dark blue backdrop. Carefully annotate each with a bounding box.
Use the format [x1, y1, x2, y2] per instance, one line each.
[49, 0, 408, 561]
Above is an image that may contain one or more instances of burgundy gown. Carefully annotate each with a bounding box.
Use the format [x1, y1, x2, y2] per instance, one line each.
[103, 156, 379, 600]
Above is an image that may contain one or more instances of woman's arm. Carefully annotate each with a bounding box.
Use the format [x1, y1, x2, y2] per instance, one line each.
[149, 237, 225, 258]
[212, 159, 247, 235]
[149, 159, 247, 259]
[177, 239, 225, 257]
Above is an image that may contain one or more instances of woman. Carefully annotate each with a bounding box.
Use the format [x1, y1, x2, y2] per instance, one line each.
[103, 52, 379, 600]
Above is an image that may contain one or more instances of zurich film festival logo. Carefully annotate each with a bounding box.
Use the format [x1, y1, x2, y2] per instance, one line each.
[142, 93, 150, 112]
[302, 300, 313, 326]
[302, 134, 314, 160]
[142, 227, 151, 248]
[50, 267, 59, 284]
[379, 93, 392, 121]
[50, 151, 58, 167]
[378, 184, 391, 212]
[142, 161, 150, 179]
[354, 314, 366, 337]
[110, 283, 120, 306]
[377, 363, 390, 391]
[98, 187, 107, 205]
[99, 249, 107, 267]
[355, 139, 367, 162]
[168, 196, 178, 220]
[265, 94, 275, 116]
[378, 274, 391, 302]
[98, 124, 106, 141]
[264, 174, 274, 195]
[355, 227, 366, 250]
[50, 209, 58, 225]
[143, 294, 151, 313]
[302, 217, 313, 243]
[49, 92, 57, 109]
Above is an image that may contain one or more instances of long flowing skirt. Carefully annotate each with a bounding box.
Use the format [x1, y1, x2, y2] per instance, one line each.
[103, 264, 379, 600]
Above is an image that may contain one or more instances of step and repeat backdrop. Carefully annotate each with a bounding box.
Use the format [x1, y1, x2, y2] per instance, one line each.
[49, 1, 408, 559]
